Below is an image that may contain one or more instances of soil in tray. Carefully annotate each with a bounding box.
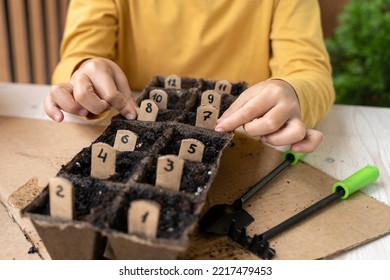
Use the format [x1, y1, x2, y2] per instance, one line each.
[111, 185, 198, 240]
[137, 156, 213, 194]
[59, 148, 146, 183]
[94, 118, 168, 152]
[26, 177, 126, 223]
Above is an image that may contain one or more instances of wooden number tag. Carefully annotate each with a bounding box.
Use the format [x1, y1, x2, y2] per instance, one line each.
[137, 99, 159, 122]
[149, 89, 168, 109]
[201, 90, 221, 113]
[178, 139, 204, 162]
[128, 200, 160, 239]
[164, 74, 181, 89]
[196, 104, 218, 130]
[91, 142, 116, 179]
[113, 130, 138, 152]
[49, 177, 74, 220]
[215, 80, 232, 94]
[156, 155, 184, 191]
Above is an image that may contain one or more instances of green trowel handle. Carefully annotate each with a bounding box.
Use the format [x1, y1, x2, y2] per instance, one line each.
[283, 151, 306, 166]
[332, 165, 380, 199]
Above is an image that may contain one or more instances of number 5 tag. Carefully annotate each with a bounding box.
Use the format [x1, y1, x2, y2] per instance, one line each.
[178, 139, 204, 162]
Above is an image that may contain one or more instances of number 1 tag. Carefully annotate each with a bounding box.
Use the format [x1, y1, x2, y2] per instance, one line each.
[137, 99, 159, 122]
[49, 177, 74, 220]
[91, 142, 116, 179]
[149, 89, 168, 110]
[178, 139, 204, 162]
[215, 80, 232, 94]
[156, 155, 184, 191]
[195, 104, 218, 130]
[128, 200, 160, 239]
[113, 130, 138, 152]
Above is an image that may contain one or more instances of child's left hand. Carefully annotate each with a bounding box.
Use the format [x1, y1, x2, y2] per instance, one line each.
[214, 79, 323, 152]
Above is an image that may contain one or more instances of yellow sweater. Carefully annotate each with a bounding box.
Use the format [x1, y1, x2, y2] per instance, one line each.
[52, 0, 335, 128]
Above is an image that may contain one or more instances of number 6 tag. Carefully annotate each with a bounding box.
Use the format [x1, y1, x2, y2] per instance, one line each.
[91, 142, 116, 179]
[113, 130, 138, 152]
[156, 155, 184, 191]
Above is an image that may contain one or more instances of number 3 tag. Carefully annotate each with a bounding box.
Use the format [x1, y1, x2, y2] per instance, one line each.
[156, 155, 184, 191]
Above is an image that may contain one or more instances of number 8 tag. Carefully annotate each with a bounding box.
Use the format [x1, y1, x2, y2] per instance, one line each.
[137, 99, 159, 122]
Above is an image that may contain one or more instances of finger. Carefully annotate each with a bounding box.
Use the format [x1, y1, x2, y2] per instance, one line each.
[217, 84, 265, 124]
[260, 118, 306, 146]
[241, 104, 292, 137]
[216, 94, 277, 133]
[111, 64, 139, 119]
[72, 73, 110, 115]
[44, 95, 64, 122]
[50, 83, 88, 116]
[291, 129, 324, 153]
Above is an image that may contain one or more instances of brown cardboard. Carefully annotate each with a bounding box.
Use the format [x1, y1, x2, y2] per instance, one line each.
[1, 116, 390, 259]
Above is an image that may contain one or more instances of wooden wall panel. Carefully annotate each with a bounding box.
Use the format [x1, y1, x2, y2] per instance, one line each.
[0, 0, 11, 82]
[318, 0, 350, 38]
[0, 0, 69, 84]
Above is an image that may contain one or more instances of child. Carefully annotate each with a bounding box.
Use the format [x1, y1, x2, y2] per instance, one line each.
[45, 0, 335, 153]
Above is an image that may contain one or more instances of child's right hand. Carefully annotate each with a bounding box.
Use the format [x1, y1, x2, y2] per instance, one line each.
[44, 58, 138, 122]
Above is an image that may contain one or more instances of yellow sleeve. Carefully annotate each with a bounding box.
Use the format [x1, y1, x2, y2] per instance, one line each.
[269, 0, 335, 128]
[51, 0, 118, 84]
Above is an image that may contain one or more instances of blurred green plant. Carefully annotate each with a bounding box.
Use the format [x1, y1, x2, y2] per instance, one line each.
[326, 0, 390, 107]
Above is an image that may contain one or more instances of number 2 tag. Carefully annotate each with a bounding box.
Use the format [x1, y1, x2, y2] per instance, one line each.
[49, 177, 74, 220]
[91, 142, 116, 179]
[178, 139, 204, 162]
[156, 155, 184, 191]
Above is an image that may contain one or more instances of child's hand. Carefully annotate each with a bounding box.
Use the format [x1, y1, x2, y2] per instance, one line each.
[44, 58, 138, 122]
[215, 80, 323, 152]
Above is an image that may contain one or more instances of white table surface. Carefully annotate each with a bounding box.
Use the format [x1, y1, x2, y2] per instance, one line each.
[1, 82, 389, 260]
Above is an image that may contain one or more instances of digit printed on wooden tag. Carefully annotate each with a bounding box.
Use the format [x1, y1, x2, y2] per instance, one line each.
[91, 142, 116, 179]
[149, 89, 168, 110]
[49, 177, 74, 220]
[137, 99, 159, 122]
[156, 155, 184, 191]
[164, 74, 181, 89]
[201, 90, 221, 113]
[178, 139, 204, 162]
[195, 104, 218, 130]
[128, 200, 160, 239]
[113, 130, 138, 152]
[215, 80, 232, 94]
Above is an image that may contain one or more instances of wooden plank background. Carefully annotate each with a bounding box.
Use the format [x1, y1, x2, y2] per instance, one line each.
[0, 0, 349, 85]
[0, 0, 69, 84]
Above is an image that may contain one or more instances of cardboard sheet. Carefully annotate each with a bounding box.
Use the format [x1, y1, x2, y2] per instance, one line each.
[1, 116, 390, 259]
